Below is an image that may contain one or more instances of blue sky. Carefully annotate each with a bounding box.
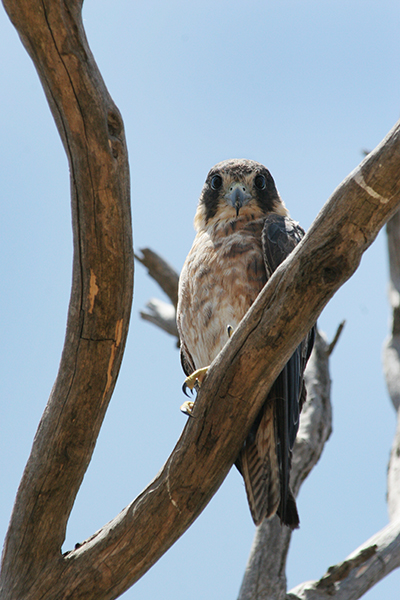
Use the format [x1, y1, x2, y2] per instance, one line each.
[1, 1, 400, 598]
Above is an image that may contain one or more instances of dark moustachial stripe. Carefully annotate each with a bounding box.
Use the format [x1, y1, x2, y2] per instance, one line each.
[200, 159, 280, 224]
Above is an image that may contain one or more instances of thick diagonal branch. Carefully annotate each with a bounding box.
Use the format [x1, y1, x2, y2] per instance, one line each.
[2, 1, 400, 599]
[26, 122, 400, 600]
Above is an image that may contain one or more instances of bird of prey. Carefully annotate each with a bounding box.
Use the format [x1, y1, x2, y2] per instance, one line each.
[176, 159, 315, 528]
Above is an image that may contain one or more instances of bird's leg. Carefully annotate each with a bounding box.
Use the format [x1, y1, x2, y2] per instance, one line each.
[180, 325, 234, 416]
[180, 366, 209, 416]
[181, 366, 209, 396]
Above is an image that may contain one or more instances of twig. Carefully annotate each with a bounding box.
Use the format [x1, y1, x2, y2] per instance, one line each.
[327, 320, 346, 356]
[139, 298, 179, 340]
[135, 248, 180, 308]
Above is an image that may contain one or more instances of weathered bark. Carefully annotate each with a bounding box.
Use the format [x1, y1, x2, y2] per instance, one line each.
[0, 0, 133, 597]
[384, 211, 400, 521]
[2, 1, 400, 599]
[287, 522, 400, 599]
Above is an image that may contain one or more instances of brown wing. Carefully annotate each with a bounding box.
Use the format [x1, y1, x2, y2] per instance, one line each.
[237, 214, 315, 528]
[237, 401, 280, 525]
[179, 338, 196, 378]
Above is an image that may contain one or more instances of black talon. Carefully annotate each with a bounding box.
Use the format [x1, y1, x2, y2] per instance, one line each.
[182, 382, 193, 397]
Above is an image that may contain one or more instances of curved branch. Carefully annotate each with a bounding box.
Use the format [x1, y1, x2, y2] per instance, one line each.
[2, 1, 400, 598]
[0, 0, 132, 596]
[38, 122, 400, 600]
[287, 522, 400, 600]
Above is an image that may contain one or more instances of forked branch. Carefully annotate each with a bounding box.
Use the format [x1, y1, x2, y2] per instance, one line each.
[27, 122, 400, 600]
[1, 1, 400, 599]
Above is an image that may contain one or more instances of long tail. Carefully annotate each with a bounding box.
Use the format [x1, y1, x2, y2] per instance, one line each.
[237, 402, 281, 526]
[236, 398, 300, 529]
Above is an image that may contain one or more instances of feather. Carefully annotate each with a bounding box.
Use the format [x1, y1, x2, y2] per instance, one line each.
[259, 213, 313, 528]
[177, 160, 315, 528]
[238, 402, 281, 526]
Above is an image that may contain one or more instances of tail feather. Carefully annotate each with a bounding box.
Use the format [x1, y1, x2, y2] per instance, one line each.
[277, 488, 299, 530]
[237, 400, 300, 529]
[239, 402, 281, 526]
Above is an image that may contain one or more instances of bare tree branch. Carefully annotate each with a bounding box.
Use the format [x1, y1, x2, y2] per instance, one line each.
[388, 416, 400, 522]
[287, 522, 400, 599]
[139, 297, 179, 339]
[383, 211, 400, 520]
[0, 0, 133, 596]
[2, 1, 400, 599]
[136, 248, 180, 308]
[135, 249, 180, 338]
[237, 329, 334, 600]
[284, 207, 400, 600]
[327, 320, 346, 356]
[383, 212, 400, 412]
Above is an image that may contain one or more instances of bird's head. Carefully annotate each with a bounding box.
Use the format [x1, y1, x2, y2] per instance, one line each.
[194, 159, 288, 231]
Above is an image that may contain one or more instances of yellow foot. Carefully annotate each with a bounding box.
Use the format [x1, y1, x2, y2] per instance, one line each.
[182, 366, 209, 397]
[181, 366, 209, 416]
[180, 400, 195, 417]
[227, 324, 234, 338]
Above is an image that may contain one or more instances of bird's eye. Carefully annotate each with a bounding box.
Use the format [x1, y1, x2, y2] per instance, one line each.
[254, 174, 266, 190]
[211, 175, 223, 190]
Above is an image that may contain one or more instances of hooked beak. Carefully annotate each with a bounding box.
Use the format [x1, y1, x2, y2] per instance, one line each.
[225, 183, 251, 216]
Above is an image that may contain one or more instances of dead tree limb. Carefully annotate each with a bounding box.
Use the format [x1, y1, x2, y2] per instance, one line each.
[2, 0, 400, 599]
[41, 120, 400, 600]
[287, 522, 400, 600]
[135, 249, 179, 338]
[135, 248, 180, 308]
[384, 211, 400, 521]
[284, 208, 400, 600]
[237, 329, 334, 600]
[0, 0, 133, 597]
